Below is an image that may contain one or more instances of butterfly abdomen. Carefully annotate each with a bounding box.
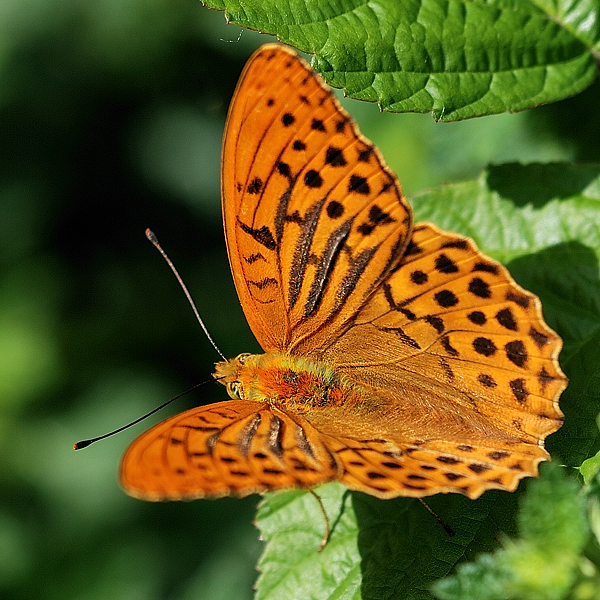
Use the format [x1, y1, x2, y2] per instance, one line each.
[215, 352, 361, 413]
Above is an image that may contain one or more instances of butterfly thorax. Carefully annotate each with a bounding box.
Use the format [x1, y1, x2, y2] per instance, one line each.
[213, 352, 363, 413]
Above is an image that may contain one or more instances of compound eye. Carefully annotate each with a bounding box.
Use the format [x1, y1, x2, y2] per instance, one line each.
[227, 381, 243, 400]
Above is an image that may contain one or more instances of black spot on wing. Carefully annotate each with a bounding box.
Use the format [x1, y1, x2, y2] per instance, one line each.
[435, 290, 459, 308]
[327, 200, 344, 218]
[238, 221, 276, 251]
[277, 162, 291, 178]
[473, 337, 497, 357]
[441, 240, 469, 250]
[469, 277, 491, 298]
[357, 206, 394, 236]
[311, 118, 326, 131]
[348, 174, 370, 195]
[404, 240, 422, 257]
[496, 308, 518, 331]
[510, 378, 529, 402]
[357, 147, 374, 162]
[284, 210, 303, 224]
[248, 277, 278, 290]
[304, 170, 323, 188]
[325, 147, 347, 167]
[247, 178, 263, 194]
[538, 366, 554, 392]
[401, 307, 416, 320]
[244, 252, 266, 264]
[488, 451, 510, 460]
[411, 270, 428, 284]
[505, 340, 527, 367]
[368, 205, 395, 225]
[468, 311, 486, 325]
[435, 254, 458, 274]
[383, 327, 421, 350]
[529, 326, 549, 348]
[478, 373, 497, 388]
[437, 456, 462, 465]
[468, 463, 491, 474]
[473, 262, 499, 275]
[441, 335, 459, 356]
[335, 118, 348, 133]
[425, 315, 444, 333]
[506, 291, 530, 309]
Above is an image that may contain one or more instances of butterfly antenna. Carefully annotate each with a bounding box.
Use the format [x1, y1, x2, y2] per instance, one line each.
[145, 228, 226, 361]
[73, 381, 210, 449]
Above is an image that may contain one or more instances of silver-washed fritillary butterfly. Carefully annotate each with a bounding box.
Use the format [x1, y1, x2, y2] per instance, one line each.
[120, 44, 566, 501]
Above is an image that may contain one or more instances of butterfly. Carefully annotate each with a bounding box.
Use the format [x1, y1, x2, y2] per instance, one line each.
[120, 44, 566, 502]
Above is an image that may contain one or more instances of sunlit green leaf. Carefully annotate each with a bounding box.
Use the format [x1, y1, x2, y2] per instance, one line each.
[203, 0, 600, 120]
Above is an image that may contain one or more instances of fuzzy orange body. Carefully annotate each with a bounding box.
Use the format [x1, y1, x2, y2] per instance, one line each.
[214, 353, 361, 413]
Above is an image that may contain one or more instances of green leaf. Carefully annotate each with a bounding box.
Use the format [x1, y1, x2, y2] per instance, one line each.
[252, 163, 600, 599]
[431, 463, 589, 600]
[255, 483, 519, 600]
[581, 451, 600, 485]
[255, 485, 361, 600]
[579, 415, 600, 484]
[202, 0, 600, 120]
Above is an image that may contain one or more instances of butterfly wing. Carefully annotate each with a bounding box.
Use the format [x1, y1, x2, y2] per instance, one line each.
[120, 400, 340, 500]
[302, 223, 566, 499]
[222, 44, 412, 353]
[318, 435, 552, 500]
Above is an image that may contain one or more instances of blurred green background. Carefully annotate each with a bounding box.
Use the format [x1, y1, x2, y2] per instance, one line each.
[1, 1, 599, 599]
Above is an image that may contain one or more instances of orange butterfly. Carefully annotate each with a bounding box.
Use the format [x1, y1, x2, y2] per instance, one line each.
[121, 44, 566, 501]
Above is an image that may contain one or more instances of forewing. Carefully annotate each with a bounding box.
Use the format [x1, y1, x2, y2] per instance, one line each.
[222, 44, 412, 353]
[120, 400, 340, 500]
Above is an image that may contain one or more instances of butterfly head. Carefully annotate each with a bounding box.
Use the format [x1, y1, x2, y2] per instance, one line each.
[213, 353, 256, 400]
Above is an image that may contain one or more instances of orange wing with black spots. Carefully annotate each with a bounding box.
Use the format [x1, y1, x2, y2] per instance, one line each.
[222, 44, 412, 353]
[312, 223, 565, 499]
[121, 401, 341, 500]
